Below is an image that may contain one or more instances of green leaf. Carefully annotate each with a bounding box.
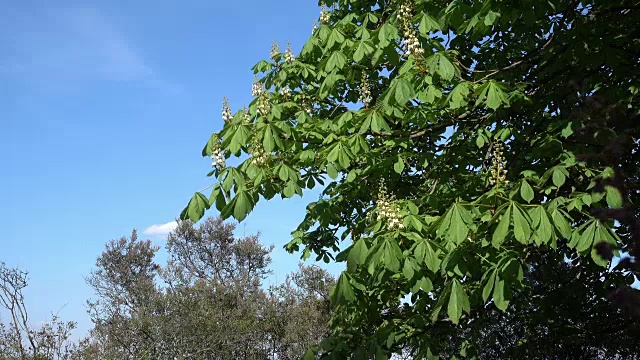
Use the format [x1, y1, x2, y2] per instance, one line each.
[482, 270, 496, 302]
[209, 184, 226, 211]
[346, 170, 357, 182]
[552, 167, 567, 188]
[378, 23, 399, 47]
[493, 277, 510, 311]
[278, 165, 290, 181]
[383, 239, 401, 272]
[202, 133, 218, 157]
[223, 124, 252, 154]
[393, 77, 415, 105]
[484, 11, 501, 26]
[301, 348, 316, 360]
[447, 204, 471, 244]
[448, 279, 470, 324]
[411, 277, 433, 293]
[430, 282, 452, 322]
[512, 204, 531, 244]
[369, 110, 390, 133]
[348, 238, 369, 266]
[325, 51, 347, 72]
[576, 221, 597, 252]
[353, 41, 374, 63]
[425, 52, 455, 81]
[492, 204, 511, 247]
[394, 157, 405, 174]
[414, 240, 440, 273]
[326, 28, 345, 49]
[550, 208, 572, 239]
[180, 192, 210, 222]
[530, 206, 553, 245]
[283, 181, 298, 198]
[420, 85, 443, 103]
[263, 126, 276, 152]
[233, 190, 254, 221]
[331, 273, 356, 304]
[520, 180, 534, 203]
[477, 81, 510, 110]
[402, 258, 416, 279]
[605, 185, 624, 208]
[476, 131, 487, 148]
[448, 82, 471, 109]
[326, 163, 339, 179]
[419, 14, 440, 34]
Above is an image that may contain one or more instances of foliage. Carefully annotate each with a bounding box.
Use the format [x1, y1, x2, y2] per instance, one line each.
[0, 262, 77, 360]
[79, 217, 334, 360]
[182, 0, 640, 357]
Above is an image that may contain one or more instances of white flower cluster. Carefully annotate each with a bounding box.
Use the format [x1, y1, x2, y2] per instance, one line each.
[242, 106, 252, 124]
[252, 75, 265, 97]
[249, 135, 268, 166]
[284, 41, 295, 63]
[320, 5, 330, 25]
[257, 94, 270, 117]
[359, 73, 372, 108]
[312, 20, 318, 34]
[222, 97, 233, 123]
[270, 41, 280, 61]
[489, 141, 508, 186]
[279, 86, 291, 99]
[211, 137, 225, 170]
[398, 3, 424, 58]
[376, 182, 404, 230]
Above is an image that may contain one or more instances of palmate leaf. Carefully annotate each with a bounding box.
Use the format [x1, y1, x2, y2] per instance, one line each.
[419, 13, 440, 34]
[331, 272, 356, 305]
[475, 81, 510, 110]
[353, 41, 375, 63]
[528, 206, 553, 245]
[492, 202, 532, 247]
[180, 192, 210, 222]
[425, 52, 456, 81]
[448, 82, 471, 109]
[413, 239, 441, 273]
[436, 203, 473, 245]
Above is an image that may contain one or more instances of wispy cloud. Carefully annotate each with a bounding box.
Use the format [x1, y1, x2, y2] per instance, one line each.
[0, 6, 178, 92]
[59, 7, 152, 81]
[143, 221, 178, 236]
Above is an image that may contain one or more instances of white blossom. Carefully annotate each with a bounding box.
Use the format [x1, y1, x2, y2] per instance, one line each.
[285, 41, 295, 63]
[222, 97, 233, 123]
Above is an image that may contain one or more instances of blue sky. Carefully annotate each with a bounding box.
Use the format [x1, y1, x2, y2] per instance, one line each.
[0, 0, 342, 339]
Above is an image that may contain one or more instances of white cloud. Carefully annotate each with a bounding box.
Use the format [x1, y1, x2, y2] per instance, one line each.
[59, 7, 152, 81]
[143, 221, 178, 236]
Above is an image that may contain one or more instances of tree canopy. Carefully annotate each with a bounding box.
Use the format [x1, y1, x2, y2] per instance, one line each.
[79, 218, 334, 360]
[182, 0, 640, 358]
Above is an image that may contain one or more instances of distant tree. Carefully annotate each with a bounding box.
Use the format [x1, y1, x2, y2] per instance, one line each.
[263, 264, 334, 360]
[80, 217, 334, 360]
[85, 229, 160, 359]
[0, 262, 76, 360]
